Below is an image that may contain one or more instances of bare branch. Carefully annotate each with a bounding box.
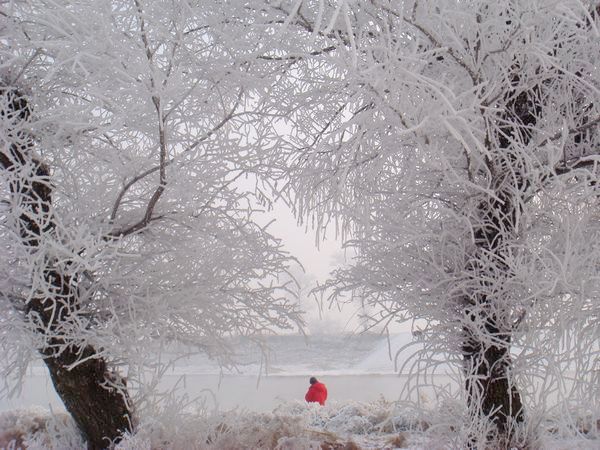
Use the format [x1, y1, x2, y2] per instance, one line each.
[539, 115, 600, 149]
[109, 91, 243, 222]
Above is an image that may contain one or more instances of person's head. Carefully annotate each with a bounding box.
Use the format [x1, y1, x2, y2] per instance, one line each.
[309, 377, 317, 385]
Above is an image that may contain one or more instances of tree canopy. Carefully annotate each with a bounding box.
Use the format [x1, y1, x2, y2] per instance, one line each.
[265, 0, 600, 446]
[1, 1, 599, 448]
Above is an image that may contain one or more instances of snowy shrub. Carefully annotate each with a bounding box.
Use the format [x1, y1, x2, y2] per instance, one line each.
[1, 400, 598, 449]
[0, 407, 82, 450]
[327, 405, 374, 435]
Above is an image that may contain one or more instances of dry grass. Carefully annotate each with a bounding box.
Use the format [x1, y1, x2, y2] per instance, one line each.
[386, 432, 408, 448]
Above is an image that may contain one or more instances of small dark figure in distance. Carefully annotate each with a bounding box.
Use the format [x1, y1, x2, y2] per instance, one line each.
[305, 376, 328, 405]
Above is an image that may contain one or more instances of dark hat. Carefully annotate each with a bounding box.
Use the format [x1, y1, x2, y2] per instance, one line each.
[309, 377, 317, 384]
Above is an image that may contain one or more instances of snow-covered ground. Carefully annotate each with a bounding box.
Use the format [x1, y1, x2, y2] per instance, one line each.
[1, 333, 598, 448]
[1, 398, 598, 449]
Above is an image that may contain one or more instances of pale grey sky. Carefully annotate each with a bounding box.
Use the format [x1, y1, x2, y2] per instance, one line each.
[237, 175, 406, 334]
[257, 200, 358, 334]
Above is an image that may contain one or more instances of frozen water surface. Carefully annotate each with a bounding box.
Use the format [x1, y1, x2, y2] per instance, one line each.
[1, 334, 431, 412]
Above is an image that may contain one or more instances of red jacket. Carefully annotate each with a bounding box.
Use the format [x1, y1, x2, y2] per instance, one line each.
[305, 381, 327, 405]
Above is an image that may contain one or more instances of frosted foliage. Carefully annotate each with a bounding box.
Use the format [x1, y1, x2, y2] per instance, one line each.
[0, 407, 83, 449]
[265, 0, 600, 445]
[2, 401, 596, 449]
[93, 399, 413, 449]
[0, 0, 302, 402]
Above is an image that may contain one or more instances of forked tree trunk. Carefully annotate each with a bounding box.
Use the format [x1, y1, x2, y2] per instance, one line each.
[1, 86, 133, 449]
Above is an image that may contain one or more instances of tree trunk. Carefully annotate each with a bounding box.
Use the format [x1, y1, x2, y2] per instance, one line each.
[462, 318, 524, 437]
[45, 347, 132, 449]
[460, 191, 525, 442]
[460, 78, 538, 442]
[1, 86, 133, 448]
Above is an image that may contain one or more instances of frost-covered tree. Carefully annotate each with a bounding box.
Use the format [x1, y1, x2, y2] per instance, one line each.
[0, 1, 302, 447]
[266, 0, 600, 446]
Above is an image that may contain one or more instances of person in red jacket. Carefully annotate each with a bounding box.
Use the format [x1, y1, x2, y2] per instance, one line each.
[305, 377, 327, 405]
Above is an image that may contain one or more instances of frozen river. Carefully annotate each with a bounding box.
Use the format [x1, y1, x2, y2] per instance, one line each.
[0, 334, 457, 412]
[0, 370, 455, 413]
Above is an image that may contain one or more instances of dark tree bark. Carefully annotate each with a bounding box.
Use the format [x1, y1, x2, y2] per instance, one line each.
[463, 323, 524, 435]
[462, 193, 525, 440]
[461, 4, 600, 439]
[461, 78, 540, 441]
[1, 86, 133, 449]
